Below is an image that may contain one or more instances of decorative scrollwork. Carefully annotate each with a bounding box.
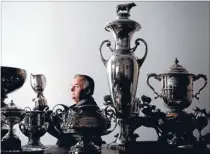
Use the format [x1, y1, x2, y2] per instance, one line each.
[101, 105, 117, 135]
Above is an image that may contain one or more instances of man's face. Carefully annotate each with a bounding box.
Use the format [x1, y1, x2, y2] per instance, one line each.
[71, 77, 84, 103]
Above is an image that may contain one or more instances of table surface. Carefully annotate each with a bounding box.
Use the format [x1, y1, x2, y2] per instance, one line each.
[43, 143, 210, 154]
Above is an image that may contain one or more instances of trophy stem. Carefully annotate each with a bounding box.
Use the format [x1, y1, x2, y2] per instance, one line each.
[6, 122, 16, 138]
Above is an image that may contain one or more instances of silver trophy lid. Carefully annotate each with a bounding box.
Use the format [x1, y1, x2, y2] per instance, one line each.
[1, 100, 24, 112]
[166, 58, 189, 74]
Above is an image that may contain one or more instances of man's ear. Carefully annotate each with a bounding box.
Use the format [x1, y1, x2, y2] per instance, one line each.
[83, 87, 91, 96]
[79, 88, 90, 99]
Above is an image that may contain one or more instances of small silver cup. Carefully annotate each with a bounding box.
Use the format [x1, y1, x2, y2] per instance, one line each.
[30, 73, 48, 111]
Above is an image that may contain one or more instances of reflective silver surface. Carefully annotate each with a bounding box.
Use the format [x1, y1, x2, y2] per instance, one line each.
[99, 3, 148, 145]
[1, 66, 27, 96]
[50, 104, 117, 153]
[147, 59, 208, 110]
[30, 73, 46, 93]
[99, 4, 147, 118]
[19, 108, 49, 149]
[30, 73, 48, 110]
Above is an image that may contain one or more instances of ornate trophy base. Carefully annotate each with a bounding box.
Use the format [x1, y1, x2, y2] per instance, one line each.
[1, 136, 22, 150]
[69, 140, 101, 154]
[1, 148, 45, 154]
[1, 129, 22, 151]
[107, 143, 126, 151]
[23, 137, 45, 149]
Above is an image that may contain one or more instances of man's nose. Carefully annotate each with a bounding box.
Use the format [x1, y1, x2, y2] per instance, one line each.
[71, 86, 74, 91]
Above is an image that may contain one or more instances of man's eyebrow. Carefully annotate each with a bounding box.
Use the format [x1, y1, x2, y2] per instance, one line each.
[72, 83, 81, 86]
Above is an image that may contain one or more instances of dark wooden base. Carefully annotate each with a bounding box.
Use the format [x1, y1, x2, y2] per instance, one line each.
[43, 142, 210, 154]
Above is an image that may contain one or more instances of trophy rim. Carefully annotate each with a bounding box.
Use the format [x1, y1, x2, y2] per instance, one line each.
[105, 19, 141, 33]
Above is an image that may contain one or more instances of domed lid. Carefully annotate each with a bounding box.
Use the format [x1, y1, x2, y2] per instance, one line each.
[1, 100, 24, 112]
[166, 58, 189, 74]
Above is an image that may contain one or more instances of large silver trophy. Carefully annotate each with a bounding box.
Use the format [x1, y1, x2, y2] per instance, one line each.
[147, 58, 207, 111]
[1, 66, 27, 151]
[19, 73, 49, 149]
[50, 104, 117, 153]
[99, 3, 148, 146]
[146, 58, 209, 147]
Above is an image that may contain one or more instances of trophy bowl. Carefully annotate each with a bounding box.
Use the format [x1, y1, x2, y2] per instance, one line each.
[1, 66, 27, 98]
[50, 104, 116, 153]
[66, 105, 115, 154]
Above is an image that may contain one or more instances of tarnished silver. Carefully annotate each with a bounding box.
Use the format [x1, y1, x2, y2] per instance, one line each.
[1, 66, 27, 148]
[147, 58, 208, 110]
[1, 66, 27, 107]
[99, 2, 147, 145]
[1, 101, 26, 150]
[19, 107, 49, 149]
[30, 73, 48, 111]
[50, 104, 117, 153]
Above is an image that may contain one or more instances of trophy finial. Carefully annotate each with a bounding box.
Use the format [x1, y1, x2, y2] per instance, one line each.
[116, 2, 136, 15]
[175, 58, 179, 65]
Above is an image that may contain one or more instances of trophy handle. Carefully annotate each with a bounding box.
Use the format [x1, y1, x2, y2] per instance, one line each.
[193, 74, 208, 100]
[147, 73, 162, 99]
[99, 40, 113, 67]
[130, 38, 148, 68]
[19, 123, 27, 135]
[52, 104, 69, 121]
[47, 104, 70, 136]
[30, 73, 35, 89]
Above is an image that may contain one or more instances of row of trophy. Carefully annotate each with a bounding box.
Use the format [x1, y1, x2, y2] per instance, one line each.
[0, 66, 116, 153]
[1, 2, 210, 154]
[1, 68, 50, 153]
[98, 2, 210, 150]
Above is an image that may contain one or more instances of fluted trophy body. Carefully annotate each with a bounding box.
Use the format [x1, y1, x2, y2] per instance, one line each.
[106, 53, 140, 117]
[99, 3, 148, 146]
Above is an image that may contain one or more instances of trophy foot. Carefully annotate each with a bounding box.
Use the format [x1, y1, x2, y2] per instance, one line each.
[106, 138, 127, 151]
[1, 135, 22, 150]
[193, 137, 207, 149]
[69, 141, 101, 154]
[23, 138, 45, 149]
